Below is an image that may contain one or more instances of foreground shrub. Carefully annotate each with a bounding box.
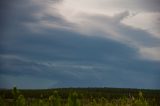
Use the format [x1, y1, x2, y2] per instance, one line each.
[16, 94, 26, 106]
[68, 92, 80, 106]
[49, 91, 61, 106]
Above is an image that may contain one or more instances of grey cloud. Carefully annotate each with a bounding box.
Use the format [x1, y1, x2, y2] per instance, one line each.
[92, 0, 160, 12]
[140, 0, 160, 12]
[112, 11, 130, 23]
[80, 11, 129, 23]
[116, 0, 160, 12]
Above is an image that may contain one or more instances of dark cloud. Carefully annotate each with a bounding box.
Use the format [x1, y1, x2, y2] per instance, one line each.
[0, 28, 137, 62]
[0, 0, 68, 35]
[0, 27, 160, 88]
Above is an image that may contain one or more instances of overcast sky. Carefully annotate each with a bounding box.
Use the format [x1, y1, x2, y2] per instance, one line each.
[0, 0, 160, 89]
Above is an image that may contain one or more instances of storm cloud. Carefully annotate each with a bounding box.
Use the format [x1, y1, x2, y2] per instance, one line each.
[0, 0, 160, 89]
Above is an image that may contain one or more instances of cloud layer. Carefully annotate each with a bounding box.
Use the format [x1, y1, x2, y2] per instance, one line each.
[0, 0, 160, 89]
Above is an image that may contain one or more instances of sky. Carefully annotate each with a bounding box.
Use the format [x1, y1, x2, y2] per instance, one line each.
[0, 0, 160, 89]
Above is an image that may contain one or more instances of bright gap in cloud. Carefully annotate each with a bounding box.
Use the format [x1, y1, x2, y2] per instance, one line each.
[55, 0, 126, 22]
[139, 47, 160, 61]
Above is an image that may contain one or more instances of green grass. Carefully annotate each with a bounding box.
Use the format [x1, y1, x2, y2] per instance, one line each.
[0, 87, 160, 106]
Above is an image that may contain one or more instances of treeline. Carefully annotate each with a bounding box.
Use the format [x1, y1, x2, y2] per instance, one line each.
[1, 87, 160, 99]
[0, 87, 160, 106]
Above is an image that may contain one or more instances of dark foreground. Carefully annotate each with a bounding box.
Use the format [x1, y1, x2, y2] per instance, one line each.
[0, 87, 160, 106]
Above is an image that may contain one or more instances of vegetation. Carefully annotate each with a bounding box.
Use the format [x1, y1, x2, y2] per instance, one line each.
[0, 87, 160, 106]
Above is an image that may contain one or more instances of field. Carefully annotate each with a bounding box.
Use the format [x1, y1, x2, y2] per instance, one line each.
[0, 87, 160, 106]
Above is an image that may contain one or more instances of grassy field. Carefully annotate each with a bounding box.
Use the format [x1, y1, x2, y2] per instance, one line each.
[0, 87, 160, 106]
